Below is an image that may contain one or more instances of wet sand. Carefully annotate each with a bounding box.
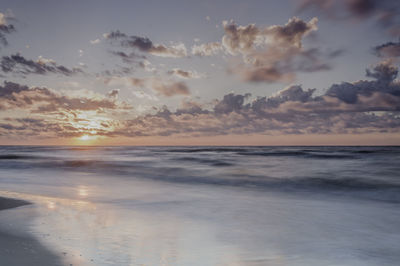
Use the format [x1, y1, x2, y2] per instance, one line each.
[0, 197, 63, 266]
[0, 196, 31, 210]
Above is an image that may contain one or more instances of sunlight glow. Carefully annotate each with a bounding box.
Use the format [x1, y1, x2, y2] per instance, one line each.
[78, 186, 89, 197]
[80, 135, 91, 141]
[47, 201, 56, 210]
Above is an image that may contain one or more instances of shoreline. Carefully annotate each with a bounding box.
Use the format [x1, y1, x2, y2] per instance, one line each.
[0, 196, 64, 266]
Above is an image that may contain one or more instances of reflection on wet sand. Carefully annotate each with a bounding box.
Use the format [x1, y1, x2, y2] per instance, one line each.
[78, 186, 89, 198]
[1, 189, 247, 265]
[3, 184, 400, 266]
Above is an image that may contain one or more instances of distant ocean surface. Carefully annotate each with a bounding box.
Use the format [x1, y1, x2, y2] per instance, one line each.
[1, 146, 400, 265]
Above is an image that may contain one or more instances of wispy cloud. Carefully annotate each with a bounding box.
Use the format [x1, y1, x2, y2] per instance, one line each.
[102, 76, 191, 97]
[104, 30, 187, 58]
[0, 54, 84, 77]
[374, 40, 400, 58]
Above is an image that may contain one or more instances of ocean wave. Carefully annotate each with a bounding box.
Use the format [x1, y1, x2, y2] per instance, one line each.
[237, 151, 357, 159]
[0, 154, 35, 160]
[1, 146, 399, 202]
[174, 156, 234, 167]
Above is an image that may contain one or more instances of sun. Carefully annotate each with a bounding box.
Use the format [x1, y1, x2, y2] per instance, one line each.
[76, 134, 99, 144]
[80, 135, 90, 141]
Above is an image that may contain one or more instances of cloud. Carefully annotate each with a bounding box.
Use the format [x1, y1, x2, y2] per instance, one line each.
[131, 90, 159, 101]
[104, 18, 329, 84]
[0, 115, 120, 139]
[374, 40, 400, 58]
[298, 0, 400, 35]
[102, 75, 191, 97]
[0, 81, 131, 112]
[221, 17, 317, 54]
[105, 30, 187, 58]
[222, 21, 260, 55]
[238, 65, 294, 83]
[0, 54, 84, 77]
[167, 68, 203, 79]
[150, 42, 187, 58]
[326, 60, 400, 105]
[214, 93, 251, 114]
[220, 17, 334, 83]
[152, 80, 190, 97]
[365, 59, 398, 83]
[90, 38, 101, 44]
[107, 89, 119, 99]
[191, 42, 223, 56]
[109, 50, 146, 63]
[262, 17, 318, 48]
[0, 11, 16, 48]
[110, 61, 400, 137]
[189, 17, 329, 83]
[2, 62, 399, 139]
[103, 76, 147, 88]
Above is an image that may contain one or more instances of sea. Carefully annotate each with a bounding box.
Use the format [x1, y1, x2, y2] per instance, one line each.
[0, 146, 399, 266]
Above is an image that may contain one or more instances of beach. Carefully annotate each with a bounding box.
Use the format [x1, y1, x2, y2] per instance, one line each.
[0, 196, 63, 265]
[0, 146, 400, 265]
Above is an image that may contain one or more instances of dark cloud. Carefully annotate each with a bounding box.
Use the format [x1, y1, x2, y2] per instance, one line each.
[105, 30, 187, 58]
[97, 66, 135, 77]
[107, 89, 119, 98]
[298, 0, 400, 35]
[167, 68, 202, 79]
[0, 24, 15, 47]
[214, 93, 251, 114]
[0, 81, 28, 98]
[0, 12, 16, 48]
[0, 54, 84, 77]
[104, 30, 127, 40]
[374, 40, 400, 58]
[327, 60, 400, 104]
[109, 50, 146, 63]
[365, 60, 398, 83]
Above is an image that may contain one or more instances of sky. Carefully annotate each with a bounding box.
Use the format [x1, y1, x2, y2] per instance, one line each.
[0, 0, 399, 145]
